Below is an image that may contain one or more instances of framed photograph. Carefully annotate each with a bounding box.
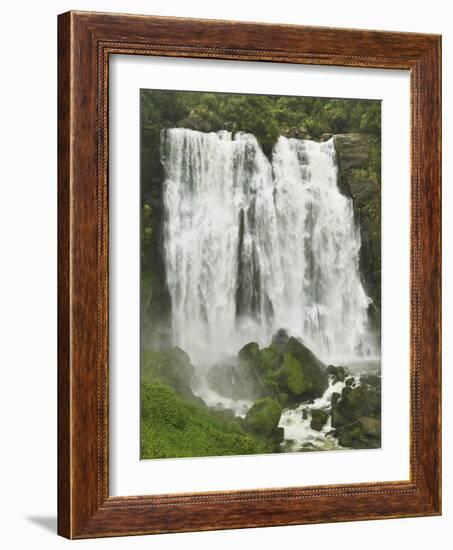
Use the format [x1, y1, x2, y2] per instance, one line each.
[58, 11, 441, 538]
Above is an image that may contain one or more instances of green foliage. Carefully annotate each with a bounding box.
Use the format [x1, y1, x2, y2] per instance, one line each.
[244, 397, 282, 437]
[360, 102, 381, 136]
[141, 382, 271, 459]
[141, 89, 381, 194]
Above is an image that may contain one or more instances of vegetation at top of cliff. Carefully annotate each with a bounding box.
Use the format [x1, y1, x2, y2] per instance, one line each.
[141, 89, 380, 184]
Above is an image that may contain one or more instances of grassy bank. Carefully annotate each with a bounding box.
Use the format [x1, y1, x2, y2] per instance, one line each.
[141, 381, 272, 459]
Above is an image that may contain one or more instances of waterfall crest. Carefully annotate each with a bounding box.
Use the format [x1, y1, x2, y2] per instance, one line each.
[161, 128, 377, 367]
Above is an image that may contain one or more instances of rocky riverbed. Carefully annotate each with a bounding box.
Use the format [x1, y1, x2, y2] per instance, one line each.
[141, 329, 381, 459]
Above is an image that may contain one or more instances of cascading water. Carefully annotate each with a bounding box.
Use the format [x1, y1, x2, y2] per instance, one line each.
[161, 128, 377, 368]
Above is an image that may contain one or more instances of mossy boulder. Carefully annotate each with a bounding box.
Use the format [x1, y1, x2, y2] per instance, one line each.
[245, 397, 282, 438]
[357, 416, 381, 437]
[238, 341, 260, 363]
[177, 112, 213, 133]
[336, 416, 381, 449]
[141, 347, 199, 402]
[341, 386, 352, 399]
[331, 392, 341, 405]
[271, 328, 290, 347]
[277, 392, 289, 407]
[331, 384, 380, 428]
[276, 353, 308, 396]
[310, 409, 329, 431]
[206, 360, 261, 400]
[238, 333, 328, 404]
[326, 365, 347, 384]
[277, 337, 328, 400]
[330, 380, 381, 449]
[360, 373, 381, 389]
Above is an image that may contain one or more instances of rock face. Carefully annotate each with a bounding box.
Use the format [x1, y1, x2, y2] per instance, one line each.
[282, 126, 312, 140]
[334, 133, 381, 336]
[177, 112, 213, 133]
[334, 134, 373, 171]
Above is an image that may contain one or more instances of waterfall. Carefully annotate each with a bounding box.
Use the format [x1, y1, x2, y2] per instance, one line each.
[160, 128, 377, 367]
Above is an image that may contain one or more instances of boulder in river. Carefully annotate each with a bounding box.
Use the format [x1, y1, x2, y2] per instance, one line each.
[360, 373, 381, 389]
[331, 383, 380, 428]
[206, 360, 261, 401]
[326, 365, 348, 384]
[336, 416, 381, 449]
[310, 409, 329, 431]
[245, 397, 282, 438]
[329, 377, 381, 449]
[239, 333, 329, 404]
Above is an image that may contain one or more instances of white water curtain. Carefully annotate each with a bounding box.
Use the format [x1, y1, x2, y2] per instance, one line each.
[161, 128, 376, 367]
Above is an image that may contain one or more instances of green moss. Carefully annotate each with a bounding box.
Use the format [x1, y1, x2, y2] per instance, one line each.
[257, 346, 280, 372]
[277, 392, 289, 407]
[277, 353, 309, 396]
[244, 397, 282, 437]
[141, 382, 270, 459]
[236, 336, 328, 404]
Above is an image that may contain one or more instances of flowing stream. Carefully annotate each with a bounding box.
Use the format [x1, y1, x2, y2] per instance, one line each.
[161, 128, 377, 368]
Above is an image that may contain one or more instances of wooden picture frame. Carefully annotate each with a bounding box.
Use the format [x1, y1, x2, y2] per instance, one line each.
[58, 10, 441, 539]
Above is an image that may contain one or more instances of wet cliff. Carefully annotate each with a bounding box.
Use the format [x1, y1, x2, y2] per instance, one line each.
[334, 134, 381, 335]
